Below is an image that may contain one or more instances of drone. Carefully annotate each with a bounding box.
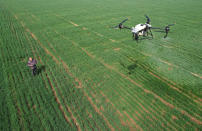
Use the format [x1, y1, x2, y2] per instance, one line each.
[113, 15, 175, 41]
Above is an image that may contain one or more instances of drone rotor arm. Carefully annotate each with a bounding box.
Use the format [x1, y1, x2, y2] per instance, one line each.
[145, 15, 150, 24]
[120, 18, 128, 24]
[123, 26, 131, 30]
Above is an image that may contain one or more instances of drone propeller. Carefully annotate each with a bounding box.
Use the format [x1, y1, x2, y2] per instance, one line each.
[124, 26, 132, 30]
[164, 24, 175, 38]
[120, 18, 128, 24]
[113, 18, 128, 29]
[145, 15, 150, 24]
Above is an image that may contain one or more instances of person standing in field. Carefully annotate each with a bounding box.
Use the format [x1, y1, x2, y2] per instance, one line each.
[27, 57, 37, 76]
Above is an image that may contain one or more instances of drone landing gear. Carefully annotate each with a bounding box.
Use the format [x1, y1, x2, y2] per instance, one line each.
[164, 33, 168, 38]
[132, 33, 139, 41]
[149, 29, 153, 38]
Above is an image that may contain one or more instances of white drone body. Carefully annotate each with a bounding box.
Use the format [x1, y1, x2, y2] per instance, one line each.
[113, 15, 163, 40]
[132, 23, 152, 36]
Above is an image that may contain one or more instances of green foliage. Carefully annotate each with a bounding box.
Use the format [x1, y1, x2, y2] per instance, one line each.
[0, 0, 201, 130]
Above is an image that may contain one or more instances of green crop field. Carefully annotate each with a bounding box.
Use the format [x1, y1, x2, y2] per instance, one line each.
[0, 0, 201, 130]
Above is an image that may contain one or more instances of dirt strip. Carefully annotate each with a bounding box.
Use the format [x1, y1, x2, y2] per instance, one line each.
[83, 91, 115, 131]
[56, 34, 202, 125]
[16, 13, 202, 126]
[17, 16, 116, 129]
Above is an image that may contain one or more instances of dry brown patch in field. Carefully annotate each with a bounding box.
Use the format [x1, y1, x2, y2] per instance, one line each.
[45, 73, 71, 125]
[81, 48, 95, 58]
[86, 110, 93, 118]
[33, 105, 36, 109]
[93, 31, 104, 37]
[190, 72, 202, 79]
[135, 111, 142, 119]
[159, 59, 174, 66]
[69, 21, 79, 27]
[82, 27, 87, 30]
[140, 52, 152, 57]
[168, 67, 173, 71]
[14, 14, 18, 19]
[145, 89, 202, 125]
[99, 91, 131, 127]
[16, 15, 84, 127]
[133, 114, 139, 121]
[109, 39, 116, 42]
[83, 92, 115, 131]
[114, 48, 120, 51]
[124, 111, 143, 131]
[50, 28, 202, 125]
[100, 106, 104, 112]
[65, 105, 81, 131]
[38, 53, 82, 129]
[144, 89, 175, 109]
[33, 31, 82, 88]
[138, 102, 149, 113]
[148, 71, 202, 104]
[172, 115, 178, 120]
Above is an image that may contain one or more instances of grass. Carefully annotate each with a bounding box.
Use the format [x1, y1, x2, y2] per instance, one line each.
[0, 0, 202, 130]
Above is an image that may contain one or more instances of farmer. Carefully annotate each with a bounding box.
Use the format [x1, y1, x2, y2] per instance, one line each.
[27, 57, 37, 76]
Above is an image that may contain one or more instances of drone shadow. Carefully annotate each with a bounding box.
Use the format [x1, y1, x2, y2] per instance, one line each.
[120, 61, 138, 75]
[127, 63, 138, 75]
[37, 65, 45, 75]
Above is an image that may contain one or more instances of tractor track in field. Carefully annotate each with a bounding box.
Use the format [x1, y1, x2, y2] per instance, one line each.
[20, 21, 76, 127]
[54, 29, 168, 126]
[8, 19, 48, 130]
[52, 66, 99, 130]
[26, 19, 88, 129]
[100, 91, 143, 130]
[8, 71, 25, 130]
[87, 78, 176, 130]
[14, 12, 202, 128]
[112, 87, 178, 130]
[83, 91, 115, 131]
[124, 111, 143, 131]
[47, 13, 201, 103]
[86, 80, 130, 127]
[53, 14, 201, 104]
[117, 46, 202, 105]
[123, 44, 202, 80]
[47, 67, 82, 131]
[37, 30, 118, 130]
[38, 59, 73, 126]
[88, 91, 122, 131]
[48, 28, 166, 128]
[53, 30, 202, 125]
[17, 15, 116, 130]
[27, 31, 85, 129]
[148, 71, 202, 105]
[54, 14, 202, 79]
[4, 33, 32, 130]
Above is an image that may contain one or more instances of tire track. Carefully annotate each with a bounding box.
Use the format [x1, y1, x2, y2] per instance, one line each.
[54, 32, 202, 125]
[17, 14, 115, 130]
